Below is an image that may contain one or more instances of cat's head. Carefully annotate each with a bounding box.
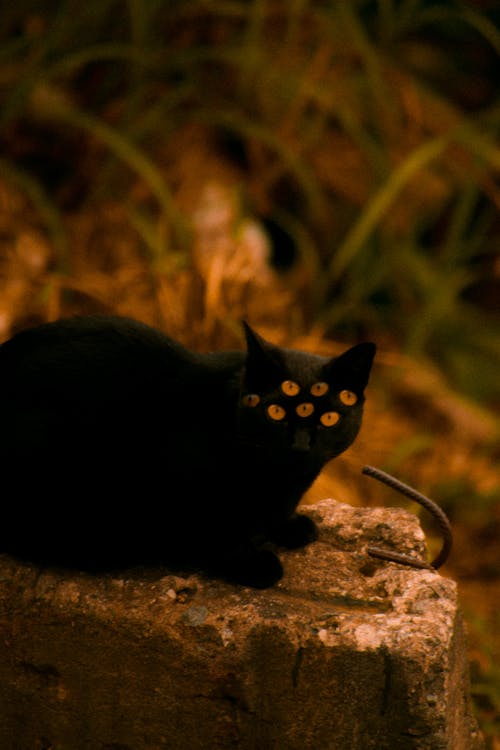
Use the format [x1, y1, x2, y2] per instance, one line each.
[238, 323, 376, 466]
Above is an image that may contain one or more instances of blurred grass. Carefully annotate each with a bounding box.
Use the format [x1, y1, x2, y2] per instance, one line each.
[1, 0, 499, 403]
[0, 1, 499, 742]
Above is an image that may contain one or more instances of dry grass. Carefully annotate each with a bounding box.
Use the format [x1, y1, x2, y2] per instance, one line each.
[1, 1, 499, 742]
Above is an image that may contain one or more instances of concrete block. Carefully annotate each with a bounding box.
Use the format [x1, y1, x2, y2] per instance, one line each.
[0, 499, 483, 749]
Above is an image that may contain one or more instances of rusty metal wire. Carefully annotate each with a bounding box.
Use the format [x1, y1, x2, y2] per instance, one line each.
[362, 465, 453, 570]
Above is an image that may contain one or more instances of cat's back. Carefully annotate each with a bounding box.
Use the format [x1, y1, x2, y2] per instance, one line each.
[0, 316, 187, 375]
[0, 315, 245, 408]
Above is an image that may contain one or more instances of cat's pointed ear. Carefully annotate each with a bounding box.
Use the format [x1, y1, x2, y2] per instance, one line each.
[242, 322, 279, 361]
[323, 342, 376, 393]
[242, 321, 283, 387]
[242, 321, 263, 350]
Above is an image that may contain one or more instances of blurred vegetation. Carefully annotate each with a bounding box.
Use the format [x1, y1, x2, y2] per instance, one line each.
[0, 0, 499, 744]
[1, 0, 500, 399]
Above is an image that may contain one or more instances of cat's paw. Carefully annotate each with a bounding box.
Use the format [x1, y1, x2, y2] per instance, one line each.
[270, 513, 318, 549]
[229, 548, 284, 589]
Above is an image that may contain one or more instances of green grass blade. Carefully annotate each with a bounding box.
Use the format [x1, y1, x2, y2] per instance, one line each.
[329, 134, 450, 281]
[31, 87, 189, 248]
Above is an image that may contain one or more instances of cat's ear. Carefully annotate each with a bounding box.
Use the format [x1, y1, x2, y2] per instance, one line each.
[242, 322, 280, 362]
[323, 342, 376, 393]
[242, 322, 283, 388]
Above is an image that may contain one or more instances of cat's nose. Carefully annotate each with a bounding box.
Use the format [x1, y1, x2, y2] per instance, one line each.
[292, 428, 311, 452]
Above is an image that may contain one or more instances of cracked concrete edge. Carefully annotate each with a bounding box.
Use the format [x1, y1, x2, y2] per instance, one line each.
[0, 498, 485, 750]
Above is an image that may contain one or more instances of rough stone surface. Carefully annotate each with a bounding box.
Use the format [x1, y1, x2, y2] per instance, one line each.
[0, 499, 483, 750]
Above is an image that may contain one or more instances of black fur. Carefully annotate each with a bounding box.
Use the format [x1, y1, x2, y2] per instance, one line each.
[0, 316, 375, 587]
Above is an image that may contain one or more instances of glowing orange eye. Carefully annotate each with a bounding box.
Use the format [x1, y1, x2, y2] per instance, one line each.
[296, 402, 314, 418]
[339, 390, 358, 406]
[242, 394, 260, 407]
[281, 380, 300, 397]
[310, 382, 329, 397]
[267, 404, 287, 421]
[320, 411, 340, 427]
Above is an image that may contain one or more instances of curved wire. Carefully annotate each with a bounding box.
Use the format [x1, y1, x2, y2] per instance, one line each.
[361, 465, 453, 570]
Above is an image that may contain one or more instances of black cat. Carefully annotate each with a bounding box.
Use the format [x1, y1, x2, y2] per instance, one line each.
[0, 316, 375, 587]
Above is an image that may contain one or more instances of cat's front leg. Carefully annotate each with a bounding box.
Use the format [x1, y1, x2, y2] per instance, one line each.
[218, 540, 284, 589]
[269, 513, 318, 549]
